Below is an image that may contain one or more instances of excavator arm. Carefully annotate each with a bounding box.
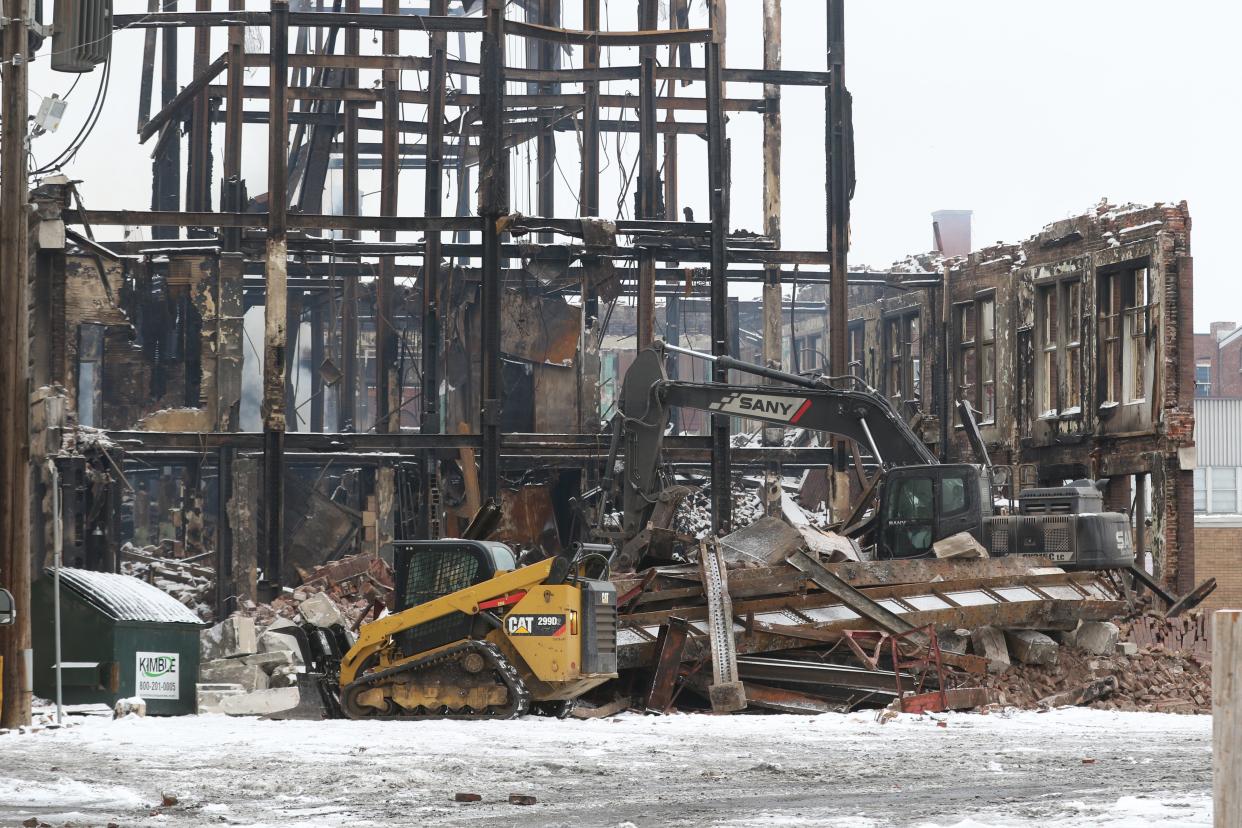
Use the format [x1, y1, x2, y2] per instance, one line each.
[616, 345, 936, 559]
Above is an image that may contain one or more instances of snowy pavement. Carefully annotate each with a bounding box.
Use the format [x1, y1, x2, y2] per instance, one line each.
[0, 707, 1211, 828]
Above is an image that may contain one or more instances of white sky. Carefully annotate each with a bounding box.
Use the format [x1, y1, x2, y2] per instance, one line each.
[27, 1, 1241, 331]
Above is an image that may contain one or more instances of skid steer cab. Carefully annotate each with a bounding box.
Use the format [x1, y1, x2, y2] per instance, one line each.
[334, 540, 617, 720]
[875, 465, 1135, 570]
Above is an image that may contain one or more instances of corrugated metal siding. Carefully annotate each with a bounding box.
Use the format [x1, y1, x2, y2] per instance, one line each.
[1193, 398, 1242, 467]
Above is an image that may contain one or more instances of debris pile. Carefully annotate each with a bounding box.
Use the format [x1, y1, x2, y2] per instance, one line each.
[977, 636, 1211, 714]
[120, 542, 215, 622]
[197, 615, 308, 716]
[234, 552, 394, 629]
[198, 553, 395, 716]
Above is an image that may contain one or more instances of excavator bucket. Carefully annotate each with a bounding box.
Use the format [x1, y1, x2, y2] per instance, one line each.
[263, 621, 349, 720]
[267, 672, 343, 720]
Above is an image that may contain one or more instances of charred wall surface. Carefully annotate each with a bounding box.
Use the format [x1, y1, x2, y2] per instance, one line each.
[835, 202, 1196, 590]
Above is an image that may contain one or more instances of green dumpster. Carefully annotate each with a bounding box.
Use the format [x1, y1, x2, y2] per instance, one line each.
[32, 568, 206, 715]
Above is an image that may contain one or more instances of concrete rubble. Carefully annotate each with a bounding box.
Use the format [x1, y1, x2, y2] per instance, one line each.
[196, 553, 393, 716]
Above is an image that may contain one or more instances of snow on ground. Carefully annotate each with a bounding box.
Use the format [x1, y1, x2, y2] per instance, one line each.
[0, 707, 1211, 828]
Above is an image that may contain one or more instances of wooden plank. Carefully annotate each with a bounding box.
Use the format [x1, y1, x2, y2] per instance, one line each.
[1215, 610, 1241, 828]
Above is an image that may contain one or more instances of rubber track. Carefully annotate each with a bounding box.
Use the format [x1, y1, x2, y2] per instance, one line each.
[340, 639, 530, 721]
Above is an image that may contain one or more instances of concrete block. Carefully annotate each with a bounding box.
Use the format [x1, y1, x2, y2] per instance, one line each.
[257, 618, 305, 665]
[933, 531, 988, 559]
[200, 616, 257, 660]
[970, 626, 1011, 673]
[197, 683, 246, 714]
[1005, 629, 1059, 666]
[240, 650, 296, 674]
[199, 658, 270, 692]
[218, 687, 301, 717]
[1115, 641, 1139, 657]
[937, 629, 970, 655]
[1074, 621, 1120, 656]
[298, 592, 346, 628]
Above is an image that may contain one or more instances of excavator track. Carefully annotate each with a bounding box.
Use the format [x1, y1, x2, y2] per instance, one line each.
[339, 639, 530, 721]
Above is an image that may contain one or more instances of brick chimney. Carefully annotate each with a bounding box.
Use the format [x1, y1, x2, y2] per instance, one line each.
[932, 210, 972, 257]
[1210, 321, 1237, 342]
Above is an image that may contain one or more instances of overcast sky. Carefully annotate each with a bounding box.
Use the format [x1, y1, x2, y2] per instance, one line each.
[28, 1, 1241, 331]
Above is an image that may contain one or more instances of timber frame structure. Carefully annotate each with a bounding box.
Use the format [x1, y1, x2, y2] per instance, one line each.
[22, 1, 877, 611]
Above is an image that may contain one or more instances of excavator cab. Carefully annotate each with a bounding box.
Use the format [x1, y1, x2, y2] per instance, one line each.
[876, 464, 992, 559]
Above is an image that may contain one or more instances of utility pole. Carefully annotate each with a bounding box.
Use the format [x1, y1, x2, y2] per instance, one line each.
[0, 0, 33, 728]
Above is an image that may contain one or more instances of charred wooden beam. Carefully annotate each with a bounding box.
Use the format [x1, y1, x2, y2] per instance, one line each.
[260, 1, 290, 597]
[706, 1, 730, 535]
[374, 0, 400, 435]
[478, 0, 508, 501]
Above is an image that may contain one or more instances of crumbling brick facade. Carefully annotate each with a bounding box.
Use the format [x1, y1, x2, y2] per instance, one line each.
[825, 202, 1196, 591]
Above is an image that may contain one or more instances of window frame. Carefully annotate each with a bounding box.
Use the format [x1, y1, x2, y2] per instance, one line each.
[954, 293, 997, 424]
[883, 310, 921, 406]
[1098, 262, 1152, 406]
[1036, 277, 1084, 418]
[847, 319, 866, 381]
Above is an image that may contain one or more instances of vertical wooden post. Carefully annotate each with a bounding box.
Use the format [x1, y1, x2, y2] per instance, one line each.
[222, 0, 245, 251]
[261, 0, 290, 595]
[534, 0, 559, 240]
[761, 0, 783, 517]
[635, 0, 658, 350]
[706, 0, 731, 535]
[826, 0, 852, 518]
[478, 0, 508, 502]
[338, 0, 360, 432]
[1214, 609, 1242, 828]
[376, 0, 401, 433]
[422, 0, 448, 533]
[152, 0, 181, 240]
[0, 0, 32, 729]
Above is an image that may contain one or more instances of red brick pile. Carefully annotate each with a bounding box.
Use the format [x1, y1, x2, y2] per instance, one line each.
[978, 643, 1211, 714]
[973, 611, 1213, 715]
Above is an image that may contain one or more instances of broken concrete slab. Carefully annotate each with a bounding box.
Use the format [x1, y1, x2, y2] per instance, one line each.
[218, 687, 301, 717]
[197, 683, 246, 714]
[1074, 621, 1120, 656]
[240, 650, 296, 674]
[1115, 641, 1139, 656]
[717, 516, 804, 566]
[932, 531, 988, 559]
[937, 629, 970, 655]
[200, 616, 257, 660]
[970, 626, 1011, 673]
[797, 525, 861, 563]
[1005, 629, 1059, 666]
[199, 659, 270, 692]
[298, 592, 346, 628]
[257, 617, 305, 665]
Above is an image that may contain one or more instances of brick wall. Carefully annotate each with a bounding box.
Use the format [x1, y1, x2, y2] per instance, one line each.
[1192, 328, 1242, 398]
[1193, 523, 1242, 610]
